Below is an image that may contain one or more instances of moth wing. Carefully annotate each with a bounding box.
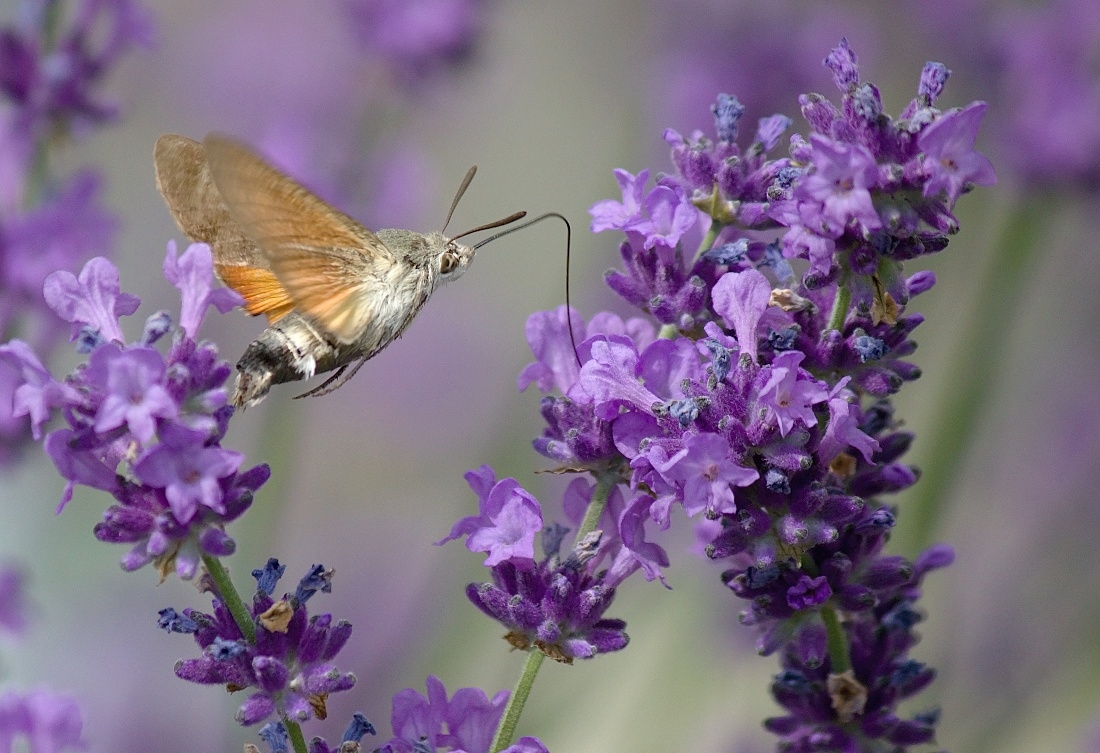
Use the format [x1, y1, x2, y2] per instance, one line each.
[201, 133, 394, 345]
[154, 134, 296, 323]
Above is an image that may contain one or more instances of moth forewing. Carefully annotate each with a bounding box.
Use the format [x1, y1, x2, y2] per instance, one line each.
[153, 134, 265, 271]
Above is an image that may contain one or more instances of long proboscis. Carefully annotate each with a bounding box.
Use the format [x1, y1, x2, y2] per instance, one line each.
[473, 212, 580, 366]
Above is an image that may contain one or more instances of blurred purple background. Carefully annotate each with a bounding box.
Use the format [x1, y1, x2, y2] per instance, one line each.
[1, 1, 1098, 752]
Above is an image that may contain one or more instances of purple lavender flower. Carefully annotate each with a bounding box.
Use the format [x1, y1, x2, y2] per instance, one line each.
[505, 40, 992, 750]
[2, 244, 266, 580]
[447, 469, 636, 663]
[917, 101, 997, 209]
[764, 546, 955, 750]
[377, 675, 548, 753]
[86, 343, 177, 442]
[438, 466, 543, 567]
[0, 688, 85, 753]
[518, 306, 655, 468]
[168, 560, 356, 727]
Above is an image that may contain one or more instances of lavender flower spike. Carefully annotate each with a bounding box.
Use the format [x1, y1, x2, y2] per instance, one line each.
[499, 39, 995, 751]
[168, 561, 356, 727]
[3, 245, 268, 579]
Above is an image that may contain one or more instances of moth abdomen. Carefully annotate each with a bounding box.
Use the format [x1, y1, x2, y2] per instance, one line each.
[232, 314, 354, 408]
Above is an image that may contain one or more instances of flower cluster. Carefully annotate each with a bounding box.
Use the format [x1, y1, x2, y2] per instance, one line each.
[503, 41, 991, 749]
[0, 242, 269, 580]
[0, 0, 152, 464]
[443, 465, 669, 664]
[162, 559, 356, 728]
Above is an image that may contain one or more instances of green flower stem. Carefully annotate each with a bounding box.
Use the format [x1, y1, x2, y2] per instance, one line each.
[896, 194, 1046, 555]
[825, 283, 851, 334]
[489, 648, 546, 753]
[285, 718, 308, 753]
[695, 223, 721, 262]
[576, 470, 617, 540]
[201, 554, 255, 644]
[820, 606, 851, 674]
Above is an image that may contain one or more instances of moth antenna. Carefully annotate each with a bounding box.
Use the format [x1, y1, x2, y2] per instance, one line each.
[472, 212, 580, 366]
[294, 358, 367, 399]
[450, 211, 527, 243]
[440, 165, 478, 234]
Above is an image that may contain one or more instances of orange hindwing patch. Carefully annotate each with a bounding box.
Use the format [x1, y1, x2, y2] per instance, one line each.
[216, 264, 295, 323]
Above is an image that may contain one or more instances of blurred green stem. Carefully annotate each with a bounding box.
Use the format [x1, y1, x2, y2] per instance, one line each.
[821, 606, 851, 674]
[489, 649, 546, 753]
[897, 194, 1045, 554]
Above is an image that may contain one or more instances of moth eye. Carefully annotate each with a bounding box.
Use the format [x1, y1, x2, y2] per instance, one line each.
[440, 252, 459, 274]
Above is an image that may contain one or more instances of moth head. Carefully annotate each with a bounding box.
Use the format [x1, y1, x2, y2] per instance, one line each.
[438, 238, 476, 282]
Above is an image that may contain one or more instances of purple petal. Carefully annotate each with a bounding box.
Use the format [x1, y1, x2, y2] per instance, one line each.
[43, 256, 137, 344]
[163, 241, 243, 339]
[711, 269, 772, 362]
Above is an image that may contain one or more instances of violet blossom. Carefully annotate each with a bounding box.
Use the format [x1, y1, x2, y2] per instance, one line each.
[377, 676, 548, 753]
[0, 243, 268, 581]
[164, 560, 356, 727]
[443, 467, 638, 663]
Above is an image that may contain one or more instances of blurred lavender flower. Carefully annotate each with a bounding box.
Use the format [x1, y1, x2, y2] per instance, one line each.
[502, 40, 993, 749]
[0, 687, 85, 753]
[989, 0, 1100, 188]
[164, 559, 356, 728]
[902, 0, 1100, 190]
[341, 0, 491, 84]
[0, 242, 270, 580]
[376, 675, 547, 753]
[0, 0, 151, 464]
[0, 0, 153, 151]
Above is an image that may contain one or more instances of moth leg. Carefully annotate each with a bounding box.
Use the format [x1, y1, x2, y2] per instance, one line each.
[293, 365, 348, 399]
[293, 356, 368, 399]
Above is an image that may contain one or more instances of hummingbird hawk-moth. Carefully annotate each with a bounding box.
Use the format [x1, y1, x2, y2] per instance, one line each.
[153, 133, 528, 408]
